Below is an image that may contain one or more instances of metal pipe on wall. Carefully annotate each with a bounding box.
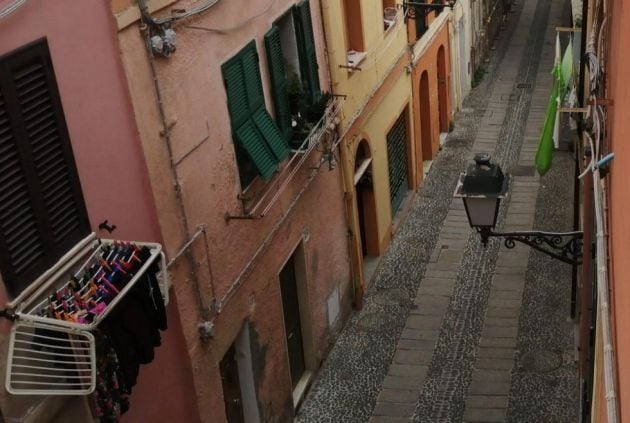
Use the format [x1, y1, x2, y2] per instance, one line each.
[138, 0, 212, 319]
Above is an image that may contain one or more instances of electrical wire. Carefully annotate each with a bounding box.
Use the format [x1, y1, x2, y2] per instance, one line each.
[153, 0, 220, 25]
[578, 129, 594, 179]
[184, 0, 276, 34]
[0, 0, 26, 20]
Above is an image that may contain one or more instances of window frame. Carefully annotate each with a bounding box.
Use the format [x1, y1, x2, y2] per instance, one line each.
[266, 1, 322, 149]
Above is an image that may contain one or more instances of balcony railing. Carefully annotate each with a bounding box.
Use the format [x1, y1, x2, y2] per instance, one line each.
[227, 96, 343, 219]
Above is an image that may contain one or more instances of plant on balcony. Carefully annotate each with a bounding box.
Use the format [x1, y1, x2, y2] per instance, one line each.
[287, 71, 331, 150]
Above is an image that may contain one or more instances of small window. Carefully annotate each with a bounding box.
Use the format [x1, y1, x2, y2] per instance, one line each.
[414, 6, 428, 40]
[0, 39, 90, 298]
[435, 0, 444, 16]
[382, 0, 397, 31]
[344, 0, 365, 67]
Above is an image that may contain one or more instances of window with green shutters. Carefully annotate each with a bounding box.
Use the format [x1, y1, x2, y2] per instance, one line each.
[222, 41, 289, 187]
[0, 39, 90, 298]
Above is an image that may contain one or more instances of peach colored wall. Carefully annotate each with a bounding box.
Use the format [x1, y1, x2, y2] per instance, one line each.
[605, 0, 630, 420]
[115, 0, 351, 420]
[411, 21, 451, 176]
[0, 1, 199, 421]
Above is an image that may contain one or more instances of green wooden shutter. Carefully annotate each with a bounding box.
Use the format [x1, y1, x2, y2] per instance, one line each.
[294, 0, 320, 104]
[240, 41, 265, 112]
[264, 26, 292, 141]
[222, 54, 249, 129]
[252, 107, 289, 162]
[235, 120, 278, 180]
[415, 7, 428, 39]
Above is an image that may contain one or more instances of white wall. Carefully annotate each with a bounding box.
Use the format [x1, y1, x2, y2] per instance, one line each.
[449, 0, 472, 111]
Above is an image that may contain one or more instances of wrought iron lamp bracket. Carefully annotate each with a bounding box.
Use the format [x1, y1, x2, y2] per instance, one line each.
[403, 0, 455, 19]
[478, 228, 583, 265]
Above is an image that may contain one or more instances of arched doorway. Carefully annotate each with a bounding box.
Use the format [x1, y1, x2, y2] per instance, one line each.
[354, 140, 378, 258]
[437, 45, 449, 134]
[420, 71, 432, 161]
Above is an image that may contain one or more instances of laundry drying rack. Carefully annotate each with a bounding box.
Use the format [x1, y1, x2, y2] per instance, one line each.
[4, 233, 168, 396]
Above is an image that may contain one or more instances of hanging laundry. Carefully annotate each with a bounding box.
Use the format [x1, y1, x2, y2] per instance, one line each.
[31, 240, 168, 420]
[92, 332, 130, 422]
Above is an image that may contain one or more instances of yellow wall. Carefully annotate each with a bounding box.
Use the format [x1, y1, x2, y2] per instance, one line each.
[321, 1, 454, 303]
[322, 0, 415, 295]
[360, 76, 414, 245]
[322, 0, 409, 129]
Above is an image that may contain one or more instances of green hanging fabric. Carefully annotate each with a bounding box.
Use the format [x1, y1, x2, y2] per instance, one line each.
[535, 63, 562, 175]
[535, 34, 563, 176]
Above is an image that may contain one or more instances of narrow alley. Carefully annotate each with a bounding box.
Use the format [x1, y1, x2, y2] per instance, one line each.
[296, 0, 579, 421]
[11, 0, 630, 420]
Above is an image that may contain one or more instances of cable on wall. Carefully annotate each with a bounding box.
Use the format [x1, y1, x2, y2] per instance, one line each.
[0, 0, 26, 20]
[183, 0, 276, 34]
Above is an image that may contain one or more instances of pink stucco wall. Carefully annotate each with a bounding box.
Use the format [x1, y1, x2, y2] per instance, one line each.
[0, 1, 160, 246]
[606, 0, 630, 420]
[0, 1, 199, 421]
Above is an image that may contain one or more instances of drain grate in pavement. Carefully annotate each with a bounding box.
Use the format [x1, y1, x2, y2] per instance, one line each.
[373, 288, 409, 306]
[516, 83, 532, 89]
[510, 164, 536, 176]
[518, 350, 563, 373]
[445, 138, 470, 149]
[355, 313, 396, 332]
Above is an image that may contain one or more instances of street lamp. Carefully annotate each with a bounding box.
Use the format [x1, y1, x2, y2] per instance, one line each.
[454, 153, 583, 265]
[403, 0, 456, 19]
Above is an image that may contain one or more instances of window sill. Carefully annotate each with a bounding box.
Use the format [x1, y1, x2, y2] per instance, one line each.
[383, 6, 398, 32]
[346, 50, 367, 72]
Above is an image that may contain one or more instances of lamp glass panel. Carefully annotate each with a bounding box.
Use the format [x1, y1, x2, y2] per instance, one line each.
[464, 197, 499, 227]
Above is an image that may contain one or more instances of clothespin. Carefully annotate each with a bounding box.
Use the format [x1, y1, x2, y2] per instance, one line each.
[98, 258, 112, 272]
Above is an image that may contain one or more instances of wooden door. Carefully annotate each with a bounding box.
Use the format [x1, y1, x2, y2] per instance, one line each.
[280, 255, 306, 389]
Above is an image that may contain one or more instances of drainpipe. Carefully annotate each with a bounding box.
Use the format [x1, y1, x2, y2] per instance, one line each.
[319, 0, 365, 308]
[579, 162, 593, 375]
[137, 0, 211, 320]
[592, 167, 618, 423]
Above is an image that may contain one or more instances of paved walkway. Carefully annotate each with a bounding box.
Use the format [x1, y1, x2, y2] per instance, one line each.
[296, 0, 578, 422]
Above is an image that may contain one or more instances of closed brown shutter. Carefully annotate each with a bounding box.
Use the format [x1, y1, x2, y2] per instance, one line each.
[0, 39, 89, 298]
